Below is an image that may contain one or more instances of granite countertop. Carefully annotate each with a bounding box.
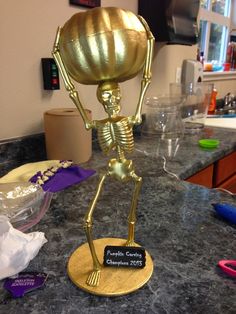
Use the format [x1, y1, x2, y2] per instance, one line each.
[133, 126, 236, 180]
[0, 127, 236, 314]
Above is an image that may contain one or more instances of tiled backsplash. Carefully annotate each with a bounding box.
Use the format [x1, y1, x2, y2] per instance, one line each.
[0, 133, 47, 177]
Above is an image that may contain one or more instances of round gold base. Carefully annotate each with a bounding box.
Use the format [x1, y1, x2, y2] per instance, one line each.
[67, 238, 153, 296]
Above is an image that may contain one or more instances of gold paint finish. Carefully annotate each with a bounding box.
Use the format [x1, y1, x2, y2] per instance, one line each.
[59, 7, 148, 84]
[67, 238, 154, 296]
[52, 6, 155, 294]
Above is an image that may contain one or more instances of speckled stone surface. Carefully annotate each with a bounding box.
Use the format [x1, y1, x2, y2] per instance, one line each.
[0, 127, 236, 313]
[0, 134, 47, 177]
[134, 126, 236, 180]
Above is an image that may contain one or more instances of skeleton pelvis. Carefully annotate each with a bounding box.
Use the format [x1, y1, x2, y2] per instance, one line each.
[108, 158, 134, 182]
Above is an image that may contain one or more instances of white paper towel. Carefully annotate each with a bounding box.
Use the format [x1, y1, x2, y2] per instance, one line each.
[44, 108, 92, 163]
[0, 216, 47, 280]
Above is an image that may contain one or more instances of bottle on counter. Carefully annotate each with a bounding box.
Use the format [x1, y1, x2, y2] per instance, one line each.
[233, 43, 236, 70]
[200, 51, 205, 66]
[208, 86, 218, 115]
[196, 47, 200, 62]
[225, 41, 236, 70]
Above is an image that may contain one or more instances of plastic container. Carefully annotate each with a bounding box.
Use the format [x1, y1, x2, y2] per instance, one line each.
[198, 139, 219, 149]
[170, 82, 213, 133]
[204, 63, 213, 72]
[223, 62, 231, 71]
[0, 182, 53, 232]
[142, 96, 184, 139]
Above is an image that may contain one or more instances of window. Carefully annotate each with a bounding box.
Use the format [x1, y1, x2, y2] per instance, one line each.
[198, 0, 232, 63]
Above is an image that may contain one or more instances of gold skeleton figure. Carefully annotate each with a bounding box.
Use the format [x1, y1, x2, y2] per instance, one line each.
[52, 16, 154, 287]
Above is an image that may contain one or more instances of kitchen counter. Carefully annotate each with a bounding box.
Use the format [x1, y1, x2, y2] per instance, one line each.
[205, 117, 236, 130]
[134, 126, 236, 180]
[0, 127, 236, 314]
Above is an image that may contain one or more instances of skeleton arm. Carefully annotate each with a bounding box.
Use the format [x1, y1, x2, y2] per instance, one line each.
[52, 27, 94, 130]
[131, 16, 155, 125]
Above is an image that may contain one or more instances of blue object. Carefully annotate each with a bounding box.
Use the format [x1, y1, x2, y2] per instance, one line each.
[212, 203, 236, 224]
[207, 114, 236, 118]
[212, 64, 223, 72]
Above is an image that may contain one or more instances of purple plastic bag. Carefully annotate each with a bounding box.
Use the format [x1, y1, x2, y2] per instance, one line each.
[30, 164, 95, 193]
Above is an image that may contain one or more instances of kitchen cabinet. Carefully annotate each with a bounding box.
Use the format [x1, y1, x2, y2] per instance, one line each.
[138, 0, 200, 45]
[218, 173, 236, 193]
[186, 151, 236, 192]
[186, 164, 213, 188]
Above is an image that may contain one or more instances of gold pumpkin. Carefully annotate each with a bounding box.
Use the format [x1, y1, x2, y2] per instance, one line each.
[59, 7, 148, 85]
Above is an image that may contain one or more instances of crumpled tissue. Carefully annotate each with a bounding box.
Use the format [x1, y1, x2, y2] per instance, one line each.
[0, 215, 47, 280]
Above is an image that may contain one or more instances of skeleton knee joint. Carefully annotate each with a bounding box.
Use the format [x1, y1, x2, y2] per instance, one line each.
[84, 218, 92, 230]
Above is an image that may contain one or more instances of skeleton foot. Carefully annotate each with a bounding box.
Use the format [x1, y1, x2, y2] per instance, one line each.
[125, 240, 136, 247]
[86, 269, 101, 287]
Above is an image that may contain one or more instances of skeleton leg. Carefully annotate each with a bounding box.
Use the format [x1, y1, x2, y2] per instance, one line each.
[84, 173, 107, 287]
[126, 172, 142, 246]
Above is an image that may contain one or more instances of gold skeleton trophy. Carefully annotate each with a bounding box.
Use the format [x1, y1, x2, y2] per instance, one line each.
[52, 7, 155, 296]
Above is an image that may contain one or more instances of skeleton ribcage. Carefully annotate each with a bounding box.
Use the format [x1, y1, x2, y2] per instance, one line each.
[97, 118, 134, 155]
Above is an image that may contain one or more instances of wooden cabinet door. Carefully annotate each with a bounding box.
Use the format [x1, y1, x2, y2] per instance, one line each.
[186, 164, 213, 188]
[217, 173, 236, 194]
[214, 151, 236, 186]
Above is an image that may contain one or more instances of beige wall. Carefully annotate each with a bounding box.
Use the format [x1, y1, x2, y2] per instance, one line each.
[205, 79, 236, 99]
[0, 0, 235, 141]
